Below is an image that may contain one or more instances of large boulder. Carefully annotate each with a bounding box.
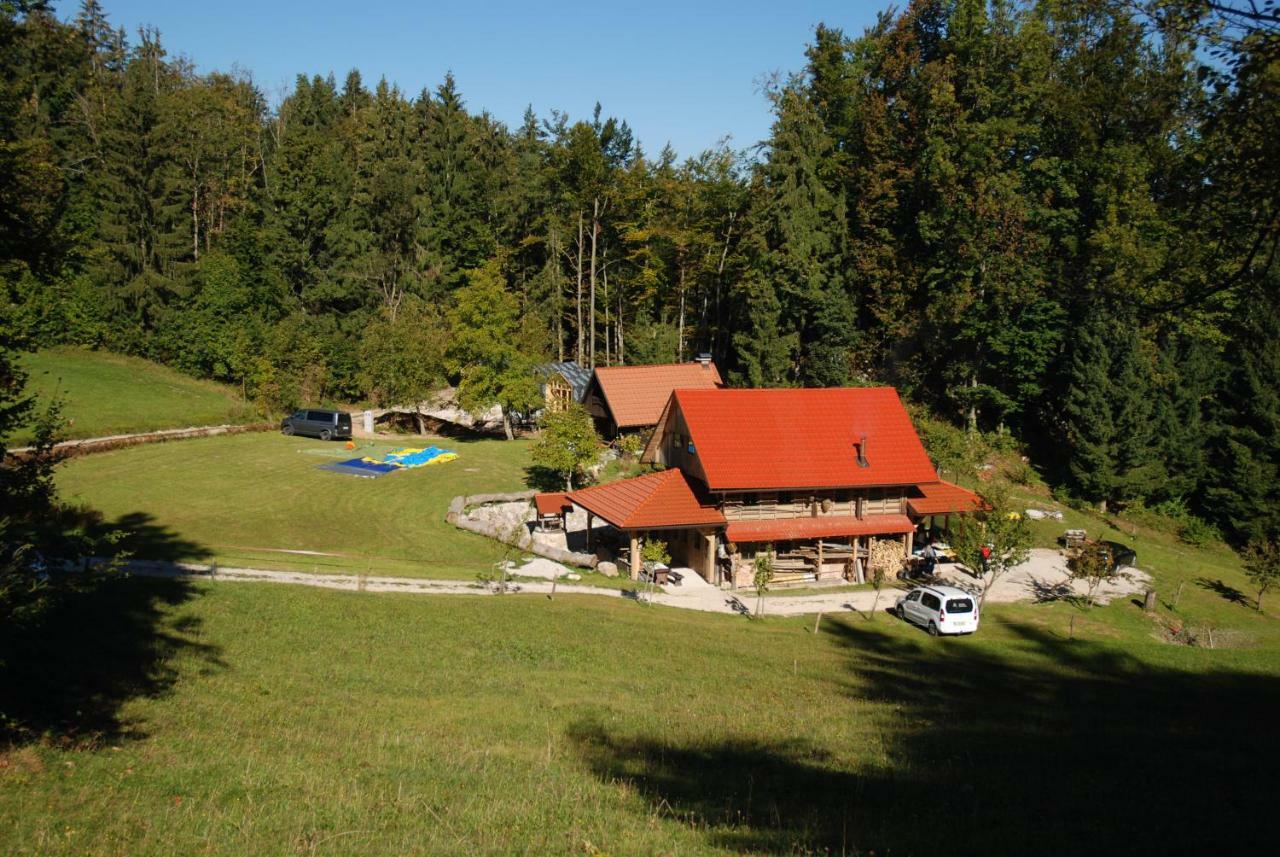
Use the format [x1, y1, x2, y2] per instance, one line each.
[597, 561, 619, 578]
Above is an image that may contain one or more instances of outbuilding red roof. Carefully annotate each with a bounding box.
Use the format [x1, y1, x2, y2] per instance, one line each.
[591, 362, 723, 429]
[906, 481, 987, 516]
[534, 492, 573, 517]
[568, 469, 726, 530]
[671, 387, 938, 491]
[725, 514, 916, 544]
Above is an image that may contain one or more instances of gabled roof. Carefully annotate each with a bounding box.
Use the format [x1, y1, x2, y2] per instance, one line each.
[536, 361, 591, 402]
[726, 514, 915, 544]
[590, 362, 723, 429]
[667, 387, 938, 491]
[534, 492, 573, 517]
[906, 481, 987, 516]
[568, 469, 725, 530]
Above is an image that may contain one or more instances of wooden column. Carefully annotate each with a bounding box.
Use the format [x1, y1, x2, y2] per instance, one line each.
[586, 512, 594, 551]
[629, 532, 640, 580]
[817, 540, 825, 580]
[704, 532, 716, 584]
[853, 535, 863, 583]
[905, 530, 914, 558]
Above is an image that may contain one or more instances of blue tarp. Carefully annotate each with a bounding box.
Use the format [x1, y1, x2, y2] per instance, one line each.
[316, 458, 399, 478]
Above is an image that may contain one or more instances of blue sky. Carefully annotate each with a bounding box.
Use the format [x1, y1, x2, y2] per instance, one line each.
[55, 0, 884, 158]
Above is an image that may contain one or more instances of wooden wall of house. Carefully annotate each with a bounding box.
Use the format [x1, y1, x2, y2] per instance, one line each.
[719, 488, 906, 521]
[655, 408, 709, 485]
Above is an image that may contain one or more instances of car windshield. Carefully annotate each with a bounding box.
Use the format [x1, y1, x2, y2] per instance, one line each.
[946, 598, 974, 613]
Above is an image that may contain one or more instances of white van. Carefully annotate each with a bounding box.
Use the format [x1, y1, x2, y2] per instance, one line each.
[894, 584, 979, 636]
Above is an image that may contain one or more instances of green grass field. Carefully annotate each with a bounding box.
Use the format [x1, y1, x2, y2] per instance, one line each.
[16, 348, 247, 442]
[14, 429, 1280, 853]
[57, 432, 532, 579]
[1, 579, 1276, 855]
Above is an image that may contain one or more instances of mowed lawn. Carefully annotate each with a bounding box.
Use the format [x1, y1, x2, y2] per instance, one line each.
[16, 348, 246, 442]
[57, 431, 532, 578]
[2, 580, 1278, 856]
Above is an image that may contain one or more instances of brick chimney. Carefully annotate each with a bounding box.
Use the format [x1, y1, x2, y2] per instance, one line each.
[856, 434, 869, 468]
[696, 352, 712, 369]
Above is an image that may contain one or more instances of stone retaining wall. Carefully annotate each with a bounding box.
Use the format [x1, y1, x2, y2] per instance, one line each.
[446, 491, 597, 569]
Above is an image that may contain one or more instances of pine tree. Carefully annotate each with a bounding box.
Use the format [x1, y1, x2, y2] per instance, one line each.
[1206, 284, 1280, 543]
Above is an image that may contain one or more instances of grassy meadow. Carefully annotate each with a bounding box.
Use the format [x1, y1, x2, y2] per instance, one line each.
[16, 348, 247, 442]
[13, 412, 1280, 855]
[2, 578, 1277, 856]
[56, 431, 532, 579]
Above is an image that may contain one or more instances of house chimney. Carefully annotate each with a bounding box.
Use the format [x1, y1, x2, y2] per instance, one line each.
[696, 352, 712, 368]
[856, 434, 869, 468]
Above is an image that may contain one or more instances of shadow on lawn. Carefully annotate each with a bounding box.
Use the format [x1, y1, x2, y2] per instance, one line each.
[569, 619, 1280, 854]
[1195, 576, 1251, 608]
[1, 516, 221, 747]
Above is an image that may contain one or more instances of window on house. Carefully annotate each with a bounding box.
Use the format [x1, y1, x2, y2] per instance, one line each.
[779, 492, 793, 505]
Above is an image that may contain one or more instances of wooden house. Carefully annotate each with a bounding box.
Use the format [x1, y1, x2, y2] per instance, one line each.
[535, 361, 591, 414]
[580, 357, 724, 437]
[540, 386, 984, 586]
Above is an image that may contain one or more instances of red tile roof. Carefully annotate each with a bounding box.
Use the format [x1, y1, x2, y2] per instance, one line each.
[906, 481, 987, 516]
[534, 492, 573, 517]
[726, 514, 916, 544]
[592, 362, 723, 429]
[673, 387, 938, 491]
[568, 469, 726, 530]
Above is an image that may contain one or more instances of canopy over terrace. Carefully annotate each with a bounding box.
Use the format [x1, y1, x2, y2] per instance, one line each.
[560, 469, 725, 578]
[906, 480, 988, 537]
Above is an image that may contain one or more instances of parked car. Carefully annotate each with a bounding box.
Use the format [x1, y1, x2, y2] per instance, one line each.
[1100, 541, 1137, 570]
[280, 409, 352, 441]
[895, 584, 980, 636]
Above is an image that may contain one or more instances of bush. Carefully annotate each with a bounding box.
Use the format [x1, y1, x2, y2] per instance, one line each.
[616, 433, 644, 459]
[1178, 515, 1222, 548]
[1005, 459, 1038, 486]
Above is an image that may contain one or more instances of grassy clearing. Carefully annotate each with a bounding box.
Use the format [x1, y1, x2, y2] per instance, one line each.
[1, 578, 1277, 855]
[17, 348, 247, 441]
[57, 432, 533, 580]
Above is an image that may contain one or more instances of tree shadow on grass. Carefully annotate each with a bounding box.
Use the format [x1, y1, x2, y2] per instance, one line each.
[1, 516, 222, 747]
[569, 619, 1280, 854]
[1195, 576, 1251, 607]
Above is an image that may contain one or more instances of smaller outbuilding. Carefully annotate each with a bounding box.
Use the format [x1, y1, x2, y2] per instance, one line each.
[535, 361, 592, 415]
[580, 356, 724, 438]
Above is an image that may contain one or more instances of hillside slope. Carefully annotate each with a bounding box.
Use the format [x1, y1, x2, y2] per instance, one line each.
[16, 348, 247, 442]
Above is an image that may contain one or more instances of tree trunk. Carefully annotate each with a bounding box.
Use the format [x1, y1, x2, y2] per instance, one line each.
[602, 244, 610, 366]
[617, 292, 625, 364]
[192, 183, 199, 261]
[502, 409, 514, 441]
[677, 262, 687, 361]
[589, 197, 599, 369]
[551, 226, 564, 362]
[575, 213, 584, 364]
[967, 373, 978, 435]
[414, 406, 425, 436]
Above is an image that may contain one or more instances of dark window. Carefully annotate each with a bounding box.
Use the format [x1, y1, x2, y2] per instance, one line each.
[946, 598, 974, 613]
[743, 495, 759, 507]
[337, 413, 351, 427]
[906, 591, 921, 602]
[921, 593, 941, 610]
[293, 410, 306, 419]
[309, 411, 333, 423]
[779, 492, 793, 505]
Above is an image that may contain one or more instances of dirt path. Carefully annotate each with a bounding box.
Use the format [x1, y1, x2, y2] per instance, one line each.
[119, 548, 1150, 617]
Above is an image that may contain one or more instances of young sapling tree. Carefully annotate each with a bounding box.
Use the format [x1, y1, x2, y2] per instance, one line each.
[949, 480, 1032, 609]
[753, 545, 775, 617]
[1242, 537, 1280, 612]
